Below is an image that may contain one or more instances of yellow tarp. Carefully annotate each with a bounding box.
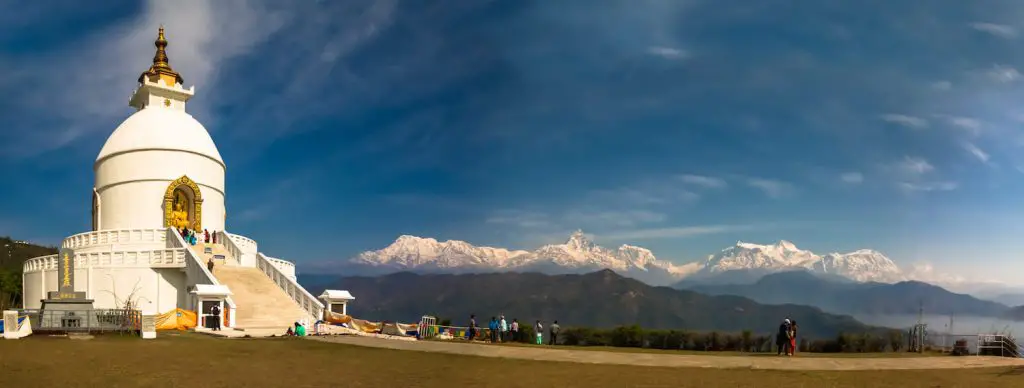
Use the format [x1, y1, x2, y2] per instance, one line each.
[155, 309, 197, 331]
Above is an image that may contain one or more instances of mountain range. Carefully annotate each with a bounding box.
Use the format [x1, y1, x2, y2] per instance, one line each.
[683, 270, 1010, 317]
[347, 230, 907, 286]
[299, 269, 876, 339]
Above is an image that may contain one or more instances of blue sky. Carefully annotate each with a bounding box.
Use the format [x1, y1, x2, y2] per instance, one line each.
[3, 0, 1024, 283]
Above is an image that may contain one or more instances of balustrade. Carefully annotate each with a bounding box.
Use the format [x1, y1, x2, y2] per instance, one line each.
[61, 228, 168, 250]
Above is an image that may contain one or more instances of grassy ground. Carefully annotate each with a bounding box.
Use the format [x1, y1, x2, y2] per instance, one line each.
[0, 332, 1018, 388]
[470, 339, 944, 358]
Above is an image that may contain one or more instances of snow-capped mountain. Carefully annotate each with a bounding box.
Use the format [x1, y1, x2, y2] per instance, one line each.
[348, 232, 906, 285]
[696, 240, 905, 283]
[351, 230, 701, 285]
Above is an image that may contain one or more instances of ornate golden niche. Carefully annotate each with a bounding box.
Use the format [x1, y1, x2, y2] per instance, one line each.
[163, 175, 203, 231]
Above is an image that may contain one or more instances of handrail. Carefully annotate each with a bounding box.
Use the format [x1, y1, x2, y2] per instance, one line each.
[218, 231, 257, 266]
[61, 228, 167, 250]
[255, 252, 323, 321]
[264, 256, 296, 279]
[167, 228, 237, 313]
[23, 249, 186, 273]
[226, 233, 257, 252]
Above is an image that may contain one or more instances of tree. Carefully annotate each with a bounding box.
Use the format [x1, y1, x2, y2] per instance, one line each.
[887, 330, 904, 352]
[0, 268, 21, 310]
[741, 330, 753, 352]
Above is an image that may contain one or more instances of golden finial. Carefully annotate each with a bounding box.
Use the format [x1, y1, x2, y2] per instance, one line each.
[138, 26, 184, 85]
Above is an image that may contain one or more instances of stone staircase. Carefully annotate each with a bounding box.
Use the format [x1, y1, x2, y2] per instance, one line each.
[194, 243, 237, 266]
[212, 264, 310, 331]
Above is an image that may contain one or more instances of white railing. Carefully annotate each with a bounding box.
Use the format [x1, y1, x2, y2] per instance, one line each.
[167, 228, 237, 326]
[61, 228, 167, 250]
[23, 249, 186, 273]
[218, 231, 257, 267]
[23, 255, 57, 272]
[256, 252, 323, 321]
[265, 257, 296, 280]
[226, 233, 257, 253]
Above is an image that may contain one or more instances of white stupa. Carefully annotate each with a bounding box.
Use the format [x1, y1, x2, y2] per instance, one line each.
[21, 28, 324, 331]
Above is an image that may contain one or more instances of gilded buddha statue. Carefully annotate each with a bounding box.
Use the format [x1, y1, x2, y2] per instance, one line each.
[170, 194, 190, 230]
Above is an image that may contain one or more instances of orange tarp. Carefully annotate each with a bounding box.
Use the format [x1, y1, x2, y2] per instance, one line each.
[155, 309, 198, 331]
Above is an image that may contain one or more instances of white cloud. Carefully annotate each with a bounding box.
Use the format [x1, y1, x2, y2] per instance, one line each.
[905, 261, 968, 285]
[598, 224, 756, 240]
[678, 174, 727, 188]
[962, 142, 991, 163]
[898, 181, 958, 192]
[894, 156, 934, 175]
[564, 210, 667, 228]
[486, 210, 552, 228]
[987, 65, 1021, 83]
[840, 172, 864, 184]
[746, 178, 794, 198]
[880, 114, 928, 129]
[1, 0, 284, 158]
[646, 46, 687, 59]
[969, 22, 1018, 39]
[946, 116, 983, 136]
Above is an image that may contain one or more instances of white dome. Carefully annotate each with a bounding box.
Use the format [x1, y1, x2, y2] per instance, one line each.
[96, 107, 224, 166]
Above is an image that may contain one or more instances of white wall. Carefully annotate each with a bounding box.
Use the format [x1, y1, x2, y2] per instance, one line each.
[22, 267, 188, 314]
[95, 149, 226, 232]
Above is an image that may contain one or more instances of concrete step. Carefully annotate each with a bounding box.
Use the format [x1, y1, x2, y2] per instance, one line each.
[212, 265, 309, 330]
[194, 243, 238, 266]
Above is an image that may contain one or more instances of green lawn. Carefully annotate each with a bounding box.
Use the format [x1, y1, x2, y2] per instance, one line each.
[453, 338, 944, 358]
[0, 332, 1015, 388]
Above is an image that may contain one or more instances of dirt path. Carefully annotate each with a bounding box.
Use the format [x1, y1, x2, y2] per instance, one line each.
[308, 335, 1024, 371]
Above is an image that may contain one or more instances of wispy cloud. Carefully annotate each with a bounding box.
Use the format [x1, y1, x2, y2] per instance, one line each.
[746, 178, 794, 199]
[486, 210, 552, 229]
[564, 210, 667, 228]
[840, 172, 864, 184]
[0, 0, 283, 158]
[598, 224, 758, 241]
[969, 22, 1018, 38]
[880, 114, 928, 129]
[946, 116, 983, 136]
[646, 46, 687, 59]
[678, 174, 727, 189]
[892, 156, 934, 175]
[987, 65, 1021, 83]
[963, 142, 991, 163]
[898, 181, 958, 193]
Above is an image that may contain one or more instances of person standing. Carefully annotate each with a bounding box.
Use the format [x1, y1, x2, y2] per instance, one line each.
[777, 318, 791, 356]
[489, 317, 499, 343]
[207, 258, 215, 273]
[789, 320, 799, 356]
[549, 320, 561, 345]
[499, 315, 508, 342]
[468, 314, 477, 341]
[510, 318, 519, 342]
[534, 320, 543, 345]
[210, 303, 222, 331]
[204, 229, 210, 243]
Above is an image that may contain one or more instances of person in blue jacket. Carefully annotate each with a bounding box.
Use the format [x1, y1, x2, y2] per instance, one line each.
[488, 316, 499, 343]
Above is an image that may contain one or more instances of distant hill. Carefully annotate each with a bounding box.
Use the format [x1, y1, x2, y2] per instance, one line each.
[683, 270, 1009, 317]
[300, 269, 877, 339]
[1002, 305, 1024, 321]
[0, 236, 58, 309]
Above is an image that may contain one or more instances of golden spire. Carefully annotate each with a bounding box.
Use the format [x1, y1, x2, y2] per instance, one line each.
[138, 26, 184, 86]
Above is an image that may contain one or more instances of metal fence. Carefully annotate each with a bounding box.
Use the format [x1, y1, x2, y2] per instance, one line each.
[920, 333, 1022, 357]
[17, 308, 141, 335]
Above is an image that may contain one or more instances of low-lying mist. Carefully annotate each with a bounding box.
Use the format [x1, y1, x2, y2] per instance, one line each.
[854, 314, 1024, 335]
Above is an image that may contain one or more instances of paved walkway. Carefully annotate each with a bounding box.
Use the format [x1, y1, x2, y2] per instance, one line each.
[308, 335, 1024, 371]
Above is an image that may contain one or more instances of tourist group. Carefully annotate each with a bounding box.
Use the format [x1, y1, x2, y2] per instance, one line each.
[467, 314, 562, 345]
